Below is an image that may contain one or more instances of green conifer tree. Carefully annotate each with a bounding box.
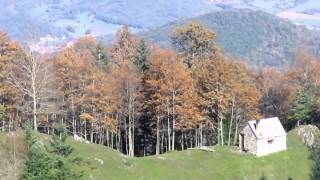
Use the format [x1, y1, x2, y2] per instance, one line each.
[288, 82, 318, 125]
[49, 123, 73, 157]
[95, 43, 110, 69]
[49, 122, 82, 180]
[134, 39, 150, 73]
[23, 123, 54, 180]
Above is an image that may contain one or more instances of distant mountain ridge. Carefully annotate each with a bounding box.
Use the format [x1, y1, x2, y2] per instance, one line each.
[142, 9, 320, 67]
[208, 0, 320, 29]
[1, 0, 320, 61]
[0, 0, 214, 42]
[1, 0, 320, 44]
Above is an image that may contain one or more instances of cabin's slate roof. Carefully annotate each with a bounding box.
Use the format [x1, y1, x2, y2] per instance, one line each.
[243, 117, 286, 140]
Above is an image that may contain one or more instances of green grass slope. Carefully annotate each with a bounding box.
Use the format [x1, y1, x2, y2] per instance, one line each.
[67, 131, 311, 180]
[0, 129, 312, 180]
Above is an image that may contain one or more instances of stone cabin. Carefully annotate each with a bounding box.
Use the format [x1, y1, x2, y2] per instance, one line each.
[239, 117, 287, 157]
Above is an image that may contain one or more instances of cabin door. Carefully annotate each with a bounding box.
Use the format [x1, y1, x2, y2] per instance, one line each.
[240, 134, 245, 151]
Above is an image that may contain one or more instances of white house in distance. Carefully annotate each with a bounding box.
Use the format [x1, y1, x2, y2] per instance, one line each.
[239, 117, 287, 157]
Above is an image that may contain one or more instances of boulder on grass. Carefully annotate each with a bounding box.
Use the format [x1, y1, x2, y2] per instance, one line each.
[295, 125, 320, 147]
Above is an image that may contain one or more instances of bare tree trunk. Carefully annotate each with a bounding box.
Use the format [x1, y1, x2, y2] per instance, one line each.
[116, 114, 119, 151]
[143, 134, 146, 157]
[117, 123, 121, 152]
[128, 118, 132, 157]
[228, 97, 235, 146]
[100, 127, 104, 144]
[172, 92, 175, 151]
[143, 134, 146, 156]
[32, 88, 37, 130]
[191, 130, 194, 148]
[165, 136, 168, 152]
[161, 134, 164, 154]
[128, 93, 134, 157]
[156, 116, 160, 155]
[124, 116, 128, 155]
[233, 115, 239, 146]
[217, 120, 220, 146]
[167, 98, 171, 151]
[8, 115, 10, 132]
[220, 113, 224, 146]
[195, 128, 198, 147]
[106, 128, 110, 147]
[84, 120, 87, 141]
[132, 101, 135, 156]
[116, 129, 118, 151]
[181, 132, 184, 150]
[200, 124, 203, 147]
[31, 57, 38, 131]
[71, 97, 76, 135]
[90, 125, 94, 143]
[111, 131, 114, 149]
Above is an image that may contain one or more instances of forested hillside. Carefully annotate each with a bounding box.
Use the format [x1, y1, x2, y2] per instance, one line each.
[3, 1, 320, 179]
[1, 22, 320, 158]
[1, 19, 320, 179]
[143, 9, 320, 67]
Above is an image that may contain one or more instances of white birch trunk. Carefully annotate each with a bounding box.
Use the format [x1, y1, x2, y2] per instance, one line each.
[172, 92, 175, 151]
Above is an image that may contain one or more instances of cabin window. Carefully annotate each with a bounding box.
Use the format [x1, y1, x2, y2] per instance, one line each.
[268, 139, 274, 144]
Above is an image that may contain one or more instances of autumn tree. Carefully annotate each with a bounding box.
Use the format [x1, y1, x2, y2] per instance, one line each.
[143, 48, 203, 153]
[256, 50, 320, 129]
[195, 56, 260, 146]
[5, 48, 56, 130]
[111, 26, 139, 62]
[227, 61, 261, 145]
[171, 22, 218, 67]
[256, 68, 295, 121]
[195, 56, 232, 146]
[55, 37, 116, 144]
[111, 61, 140, 156]
[55, 47, 83, 135]
[0, 32, 22, 131]
[110, 26, 140, 157]
[73, 36, 110, 69]
[286, 50, 320, 89]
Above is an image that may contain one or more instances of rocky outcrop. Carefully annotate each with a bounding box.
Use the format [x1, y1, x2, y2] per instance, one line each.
[73, 134, 90, 144]
[295, 125, 320, 147]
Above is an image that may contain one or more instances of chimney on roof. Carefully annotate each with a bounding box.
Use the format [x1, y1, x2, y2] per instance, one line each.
[254, 120, 259, 130]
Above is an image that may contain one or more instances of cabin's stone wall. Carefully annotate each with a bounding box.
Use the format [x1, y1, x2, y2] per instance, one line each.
[239, 125, 257, 154]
